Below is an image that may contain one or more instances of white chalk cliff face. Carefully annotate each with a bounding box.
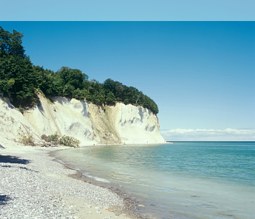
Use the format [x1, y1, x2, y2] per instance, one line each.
[0, 94, 165, 147]
[0, 98, 39, 147]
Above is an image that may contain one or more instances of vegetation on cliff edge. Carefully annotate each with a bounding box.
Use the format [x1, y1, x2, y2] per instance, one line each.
[0, 27, 159, 114]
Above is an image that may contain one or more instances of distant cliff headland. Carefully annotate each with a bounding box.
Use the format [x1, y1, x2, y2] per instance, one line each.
[0, 27, 165, 146]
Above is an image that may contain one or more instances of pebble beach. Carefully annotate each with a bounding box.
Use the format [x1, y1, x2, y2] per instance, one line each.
[0, 145, 131, 219]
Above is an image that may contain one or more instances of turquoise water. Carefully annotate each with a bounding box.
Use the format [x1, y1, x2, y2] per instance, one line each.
[55, 142, 255, 219]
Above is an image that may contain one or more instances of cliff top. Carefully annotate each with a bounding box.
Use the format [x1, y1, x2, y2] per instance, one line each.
[0, 27, 159, 114]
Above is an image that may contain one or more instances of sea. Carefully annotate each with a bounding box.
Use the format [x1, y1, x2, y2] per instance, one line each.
[53, 142, 255, 219]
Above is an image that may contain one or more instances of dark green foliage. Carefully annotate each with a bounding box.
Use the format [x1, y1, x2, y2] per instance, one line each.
[0, 27, 38, 107]
[0, 27, 25, 57]
[103, 79, 159, 114]
[0, 27, 159, 114]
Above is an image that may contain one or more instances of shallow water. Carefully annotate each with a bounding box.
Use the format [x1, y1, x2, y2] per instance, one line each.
[54, 142, 255, 219]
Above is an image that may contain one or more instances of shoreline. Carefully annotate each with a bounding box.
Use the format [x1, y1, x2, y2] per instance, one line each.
[50, 147, 159, 219]
[0, 145, 134, 219]
[49, 148, 147, 219]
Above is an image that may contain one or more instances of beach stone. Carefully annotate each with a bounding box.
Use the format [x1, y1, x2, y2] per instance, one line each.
[0, 148, 125, 219]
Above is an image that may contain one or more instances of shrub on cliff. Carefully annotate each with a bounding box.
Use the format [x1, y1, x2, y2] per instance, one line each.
[20, 135, 35, 146]
[59, 135, 80, 148]
[41, 134, 80, 147]
[41, 133, 59, 143]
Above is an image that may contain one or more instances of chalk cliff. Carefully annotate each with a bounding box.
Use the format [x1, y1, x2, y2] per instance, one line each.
[0, 94, 165, 147]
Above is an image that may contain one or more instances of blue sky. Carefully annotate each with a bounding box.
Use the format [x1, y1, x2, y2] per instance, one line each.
[0, 0, 255, 20]
[1, 22, 254, 140]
